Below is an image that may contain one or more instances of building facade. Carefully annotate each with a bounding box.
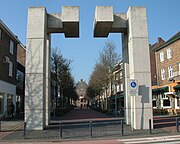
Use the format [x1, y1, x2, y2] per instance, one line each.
[16, 44, 26, 114]
[76, 79, 89, 108]
[152, 32, 180, 113]
[0, 20, 20, 116]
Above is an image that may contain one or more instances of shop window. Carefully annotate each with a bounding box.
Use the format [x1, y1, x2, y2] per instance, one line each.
[153, 100, 156, 107]
[177, 97, 180, 107]
[163, 99, 170, 106]
[162, 94, 168, 99]
[0, 93, 4, 114]
[7, 94, 13, 106]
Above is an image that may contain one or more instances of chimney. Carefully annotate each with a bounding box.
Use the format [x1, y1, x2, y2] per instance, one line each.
[158, 37, 165, 43]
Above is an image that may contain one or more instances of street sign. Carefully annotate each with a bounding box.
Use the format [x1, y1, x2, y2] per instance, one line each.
[129, 79, 138, 96]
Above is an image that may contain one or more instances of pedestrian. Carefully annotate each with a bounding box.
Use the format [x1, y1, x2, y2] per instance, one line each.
[8, 102, 15, 118]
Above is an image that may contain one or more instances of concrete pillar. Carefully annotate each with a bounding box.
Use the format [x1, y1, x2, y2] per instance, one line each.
[127, 7, 153, 129]
[45, 34, 51, 126]
[122, 33, 131, 125]
[25, 7, 47, 130]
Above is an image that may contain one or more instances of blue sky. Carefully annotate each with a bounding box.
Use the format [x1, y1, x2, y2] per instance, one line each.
[0, 0, 179, 83]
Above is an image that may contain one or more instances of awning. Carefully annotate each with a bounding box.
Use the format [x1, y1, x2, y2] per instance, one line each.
[152, 86, 169, 93]
[174, 84, 180, 90]
[111, 94, 124, 100]
[164, 92, 176, 97]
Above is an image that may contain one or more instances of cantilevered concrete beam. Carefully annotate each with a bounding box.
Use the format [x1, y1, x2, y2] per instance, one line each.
[47, 6, 79, 37]
[94, 6, 127, 37]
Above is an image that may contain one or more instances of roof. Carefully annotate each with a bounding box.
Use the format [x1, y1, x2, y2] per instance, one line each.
[150, 37, 165, 51]
[0, 19, 20, 44]
[153, 32, 180, 52]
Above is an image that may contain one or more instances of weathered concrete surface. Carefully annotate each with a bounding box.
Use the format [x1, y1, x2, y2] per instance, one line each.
[94, 6, 127, 37]
[127, 7, 153, 129]
[25, 7, 47, 130]
[48, 6, 79, 37]
[94, 6, 153, 129]
[25, 6, 79, 130]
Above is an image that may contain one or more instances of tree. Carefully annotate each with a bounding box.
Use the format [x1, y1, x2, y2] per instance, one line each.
[51, 48, 76, 109]
[87, 41, 121, 110]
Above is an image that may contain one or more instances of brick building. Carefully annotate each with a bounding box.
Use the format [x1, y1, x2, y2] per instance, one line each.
[76, 79, 89, 108]
[150, 37, 165, 86]
[0, 20, 20, 116]
[16, 44, 26, 113]
[152, 32, 180, 112]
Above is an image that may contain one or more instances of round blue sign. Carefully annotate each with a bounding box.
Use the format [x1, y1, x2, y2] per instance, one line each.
[131, 82, 137, 88]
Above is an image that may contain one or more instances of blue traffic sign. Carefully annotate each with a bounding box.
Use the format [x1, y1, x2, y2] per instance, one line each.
[130, 81, 137, 88]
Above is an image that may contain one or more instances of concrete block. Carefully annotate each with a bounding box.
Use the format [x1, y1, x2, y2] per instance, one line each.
[127, 7, 148, 39]
[94, 6, 113, 37]
[61, 6, 79, 37]
[47, 13, 63, 33]
[128, 38, 150, 74]
[95, 6, 113, 22]
[25, 73, 45, 110]
[25, 109, 44, 130]
[27, 7, 47, 39]
[26, 39, 46, 74]
[111, 13, 127, 33]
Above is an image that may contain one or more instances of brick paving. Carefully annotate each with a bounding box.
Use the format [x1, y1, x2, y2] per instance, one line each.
[53, 108, 112, 121]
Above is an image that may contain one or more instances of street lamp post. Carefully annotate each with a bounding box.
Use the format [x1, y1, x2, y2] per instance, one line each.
[52, 80, 56, 118]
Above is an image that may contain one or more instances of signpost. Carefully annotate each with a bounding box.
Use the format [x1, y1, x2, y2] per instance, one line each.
[129, 79, 138, 96]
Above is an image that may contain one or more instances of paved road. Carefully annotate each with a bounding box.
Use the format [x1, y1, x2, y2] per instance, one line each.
[53, 108, 112, 121]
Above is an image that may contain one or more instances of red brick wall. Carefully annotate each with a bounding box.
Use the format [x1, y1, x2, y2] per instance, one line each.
[156, 39, 180, 86]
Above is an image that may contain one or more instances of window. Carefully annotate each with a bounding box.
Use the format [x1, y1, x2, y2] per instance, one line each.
[0, 93, 4, 114]
[167, 48, 172, 59]
[161, 69, 166, 80]
[0, 29, 1, 41]
[168, 65, 173, 78]
[121, 84, 123, 91]
[160, 51, 164, 62]
[120, 71, 123, 79]
[163, 99, 170, 107]
[10, 40, 14, 54]
[116, 85, 120, 92]
[153, 101, 156, 107]
[9, 61, 13, 77]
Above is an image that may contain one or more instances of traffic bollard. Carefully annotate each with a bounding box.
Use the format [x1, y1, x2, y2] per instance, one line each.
[0, 119, 1, 132]
[149, 119, 152, 134]
[89, 121, 92, 138]
[59, 123, 62, 138]
[176, 117, 179, 132]
[121, 119, 124, 136]
[23, 122, 26, 139]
